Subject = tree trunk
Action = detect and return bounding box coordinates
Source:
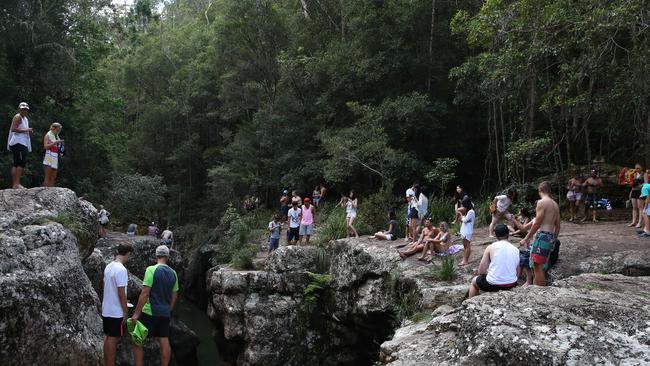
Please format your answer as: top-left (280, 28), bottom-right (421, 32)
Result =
top-left (426, 0), bottom-right (436, 92)
top-left (300, 0), bottom-right (309, 18)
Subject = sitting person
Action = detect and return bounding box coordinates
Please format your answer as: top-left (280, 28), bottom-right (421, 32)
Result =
top-left (468, 224), bottom-right (519, 298)
top-left (418, 221), bottom-right (451, 261)
top-left (370, 210), bottom-right (398, 241)
top-left (508, 207), bottom-right (532, 237)
top-left (508, 216), bottom-right (536, 285)
top-left (399, 218), bottom-right (438, 259)
top-left (126, 223), bottom-right (137, 236)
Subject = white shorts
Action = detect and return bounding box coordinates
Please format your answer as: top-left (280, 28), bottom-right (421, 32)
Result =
top-left (299, 224), bottom-right (314, 236)
top-left (566, 191), bottom-right (582, 201)
top-left (347, 213), bottom-right (357, 219)
top-left (385, 234), bottom-right (393, 241)
top-left (43, 151), bottom-right (58, 170)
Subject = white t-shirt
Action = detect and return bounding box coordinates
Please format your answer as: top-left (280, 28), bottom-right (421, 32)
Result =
top-left (418, 194), bottom-right (428, 219)
top-left (486, 240), bottom-right (520, 285)
top-left (460, 209), bottom-right (475, 241)
top-left (288, 207), bottom-right (302, 228)
top-left (495, 195), bottom-right (511, 213)
top-left (102, 261), bottom-right (128, 318)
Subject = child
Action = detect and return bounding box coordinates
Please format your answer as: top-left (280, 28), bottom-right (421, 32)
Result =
top-left (370, 210), bottom-right (398, 241)
top-left (268, 214), bottom-right (282, 252)
top-left (457, 199), bottom-right (475, 266)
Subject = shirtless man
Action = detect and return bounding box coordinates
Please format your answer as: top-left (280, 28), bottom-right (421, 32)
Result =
top-left (520, 181), bottom-right (560, 286)
top-left (399, 218), bottom-right (438, 260)
top-left (582, 169), bottom-right (604, 222)
top-left (161, 227), bottom-right (174, 248)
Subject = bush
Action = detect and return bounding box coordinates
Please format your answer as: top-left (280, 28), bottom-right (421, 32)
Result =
top-left (317, 208), bottom-right (348, 244)
top-left (210, 206), bottom-right (259, 267)
top-left (303, 272), bottom-right (332, 313)
top-left (231, 244), bottom-right (257, 270)
top-left (357, 186), bottom-right (403, 234)
top-left (426, 196), bottom-right (455, 225)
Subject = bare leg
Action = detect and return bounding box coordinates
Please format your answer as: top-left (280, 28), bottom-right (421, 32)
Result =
top-left (103, 336), bottom-right (118, 366)
top-left (132, 344), bottom-right (144, 366)
top-left (12, 166), bottom-right (25, 188)
top-left (417, 242), bottom-right (430, 260)
top-left (348, 217), bottom-right (359, 238)
top-left (51, 168), bottom-right (58, 187)
top-left (158, 337), bottom-right (172, 366)
top-left (523, 267), bottom-right (533, 286)
top-left (488, 215), bottom-right (498, 237)
top-left (533, 263), bottom-right (546, 286)
top-left (468, 276), bottom-right (479, 298)
top-left (459, 239), bottom-right (471, 266)
top-left (630, 198), bottom-right (638, 226)
top-left (305, 234), bottom-right (310, 244)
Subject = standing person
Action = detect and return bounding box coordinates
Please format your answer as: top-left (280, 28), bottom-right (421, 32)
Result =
top-left (638, 174), bottom-right (650, 237)
top-left (161, 227), bottom-right (174, 248)
top-left (418, 186), bottom-right (429, 224)
top-left (629, 164), bottom-right (644, 227)
top-left (582, 169), bottom-right (604, 222)
top-left (319, 184), bottom-right (327, 204)
top-left (148, 222), bottom-right (159, 237)
top-left (404, 183), bottom-right (416, 241)
top-left (7, 102), bottom-right (33, 189)
top-left (370, 210), bottom-right (398, 241)
top-left (566, 173), bottom-right (583, 221)
top-left (98, 205), bottom-right (111, 237)
top-left (268, 214), bottom-right (282, 252)
top-left (339, 190), bottom-right (359, 238)
top-left (42, 122), bottom-right (64, 187)
top-left (102, 243), bottom-right (134, 366)
top-left (280, 190), bottom-right (290, 221)
top-left (291, 190), bottom-right (302, 206)
top-left (468, 224), bottom-right (519, 298)
top-left (299, 198), bottom-right (316, 244)
top-left (489, 189), bottom-right (517, 237)
top-left (407, 185), bottom-right (421, 243)
top-left (312, 185), bottom-right (321, 208)
top-left (131, 245), bottom-right (179, 366)
top-left (287, 201), bottom-right (302, 245)
top-left (457, 198), bottom-right (475, 266)
top-left (452, 185), bottom-right (469, 225)
top-left (520, 181), bottom-right (560, 286)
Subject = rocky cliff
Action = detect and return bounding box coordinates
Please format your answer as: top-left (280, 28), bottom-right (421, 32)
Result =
top-left (0, 188), bottom-right (102, 366)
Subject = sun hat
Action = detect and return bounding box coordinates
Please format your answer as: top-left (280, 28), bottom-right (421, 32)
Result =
top-left (127, 318), bottom-right (148, 346)
top-left (155, 245), bottom-right (170, 257)
top-left (18, 102), bottom-right (29, 110)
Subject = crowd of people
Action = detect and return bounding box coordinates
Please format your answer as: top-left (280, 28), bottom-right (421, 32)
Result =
top-left (625, 164), bottom-right (650, 238)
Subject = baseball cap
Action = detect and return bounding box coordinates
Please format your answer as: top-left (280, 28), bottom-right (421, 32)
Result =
top-left (155, 245), bottom-right (170, 257)
top-left (303, 197), bottom-right (310, 203)
top-left (18, 102), bottom-right (29, 110)
top-left (494, 224), bottom-right (509, 238)
top-left (283, 189), bottom-right (289, 194)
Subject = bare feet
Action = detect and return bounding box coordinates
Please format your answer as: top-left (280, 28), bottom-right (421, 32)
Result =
top-left (636, 224), bottom-right (642, 228)
top-left (628, 223), bottom-right (636, 227)
top-left (399, 252), bottom-right (406, 260)
top-left (12, 184), bottom-right (26, 189)
top-left (458, 260), bottom-right (467, 266)
top-left (417, 256), bottom-right (425, 261)
top-left (581, 217), bottom-right (587, 222)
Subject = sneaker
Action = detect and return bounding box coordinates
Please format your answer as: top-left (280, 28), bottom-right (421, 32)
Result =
top-left (637, 230), bottom-right (645, 234)
top-left (639, 232), bottom-right (650, 238)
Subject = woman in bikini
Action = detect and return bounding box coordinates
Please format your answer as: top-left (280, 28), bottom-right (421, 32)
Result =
top-left (418, 221), bottom-right (451, 261)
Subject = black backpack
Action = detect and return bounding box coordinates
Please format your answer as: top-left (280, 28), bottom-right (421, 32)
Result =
top-left (549, 239), bottom-right (561, 268)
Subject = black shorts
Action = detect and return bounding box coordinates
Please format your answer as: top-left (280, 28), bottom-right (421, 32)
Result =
top-left (408, 208), bottom-right (419, 220)
top-left (476, 274), bottom-right (516, 292)
top-left (10, 144), bottom-right (28, 168)
top-left (287, 227), bottom-right (300, 242)
top-left (102, 316), bottom-right (124, 338)
top-left (584, 193), bottom-right (598, 208)
top-left (631, 189), bottom-right (642, 199)
top-left (140, 313), bottom-right (170, 338)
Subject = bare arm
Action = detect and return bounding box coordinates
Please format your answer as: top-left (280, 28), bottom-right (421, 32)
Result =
top-left (170, 292), bottom-right (178, 310)
top-left (132, 286), bottom-right (151, 320)
top-left (11, 115), bottom-right (31, 133)
top-left (477, 247), bottom-right (491, 275)
top-left (521, 203), bottom-right (545, 246)
top-left (117, 286), bottom-right (128, 322)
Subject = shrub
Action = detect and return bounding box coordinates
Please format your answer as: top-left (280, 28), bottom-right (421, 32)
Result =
top-left (303, 272), bottom-right (332, 313)
top-left (437, 255), bottom-right (457, 281)
top-left (357, 186), bottom-right (403, 234)
top-left (231, 244), bottom-right (257, 270)
top-left (316, 208), bottom-right (348, 244)
top-left (426, 196), bottom-right (455, 225)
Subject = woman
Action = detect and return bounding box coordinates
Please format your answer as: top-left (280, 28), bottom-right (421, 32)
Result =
top-left (407, 185), bottom-right (421, 242)
top-left (508, 207), bottom-right (532, 237)
top-left (488, 188), bottom-right (517, 237)
top-left (457, 198), bottom-right (475, 266)
top-left (7, 102), bottom-right (33, 189)
top-left (42, 122), bottom-right (64, 187)
top-left (418, 221), bottom-right (451, 261)
top-left (566, 173), bottom-right (583, 221)
top-left (98, 205), bottom-right (110, 237)
top-left (582, 169), bottom-right (604, 222)
top-left (629, 164), bottom-right (644, 227)
top-left (312, 185), bottom-right (322, 207)
top-left (452, 185), bottom-right (468, 225)
top-left (339, 190), bottom-right (359, 238)
top-left (371, 210), bottom-right (398, 241)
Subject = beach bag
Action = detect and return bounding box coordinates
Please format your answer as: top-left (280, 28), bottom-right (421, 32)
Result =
top-left (489, 202), bottom-right (497, 214)
top-left (549, 239), bottom-right (561, 268)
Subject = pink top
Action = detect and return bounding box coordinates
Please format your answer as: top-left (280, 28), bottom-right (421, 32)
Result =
top-left (301, 205), bottom-right (314, 225)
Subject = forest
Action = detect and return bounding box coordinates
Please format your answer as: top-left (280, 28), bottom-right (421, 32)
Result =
top-left (0, 0), bottom-right (648, 230)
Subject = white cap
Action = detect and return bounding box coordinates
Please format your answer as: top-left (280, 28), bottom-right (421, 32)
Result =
top-left (18, 102), bottom-right (29, 110)
top-left (155, 245), bottom-right (170, 257)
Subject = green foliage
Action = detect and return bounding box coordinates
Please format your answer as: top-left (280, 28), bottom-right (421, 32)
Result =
top-left (35, 213), bottom-right (96, 249)
top-left (505, 137), bottom-right (553, 183)
top-left (316, 208), bottom-right (348, 245)
top-left (426, 158), bottom-right (459, 197)
top-left (472, 197), bottom-right (494, 227)
top-left (107, 174), bottom-right (168, 223)
top-left (426, 196), bottom-right (455, 226)
top-left (357, 185), bottom-right (403, 235)
top-left (409, 312), bottom-right (434, 324)
top-left (303, 272), bottom-right (332, 313)
top-left (437, 256), bottom-right (457, 282)
top-left (210, 206), bottom-right (259, 268)
top-left (231, 244), bottom-right (258, 270)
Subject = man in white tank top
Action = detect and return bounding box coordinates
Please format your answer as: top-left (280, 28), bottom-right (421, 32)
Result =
top-left (7, 102), bottom-right (33, 189)
top-left (468, 224), bottom-right (520, 298)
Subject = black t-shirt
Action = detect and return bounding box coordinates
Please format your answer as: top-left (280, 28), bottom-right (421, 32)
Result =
top-left (388, 220), bottom-right (397, 236)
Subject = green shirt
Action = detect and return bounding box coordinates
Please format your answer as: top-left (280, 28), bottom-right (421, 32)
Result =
top-left (142, 263), bottom-right (179, 317)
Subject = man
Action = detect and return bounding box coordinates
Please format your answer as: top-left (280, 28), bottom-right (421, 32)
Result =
top-left (148, 222), bottom-right (159, 237)
top-left (468, 224), bottom-right (519, 298)
top-left (161, 226), bottom-right (174, 248)
top-left (299, 198), bottom-right (316, 244)
top-left (398, 217), bottom-right (438, 259)
top-left (287, 201), bottom-right (302, 245)
top-left (7, 102), bottom-right (33, 189)
top-left (520, 181), bottom-right (560, 286)
top-left (291, 190), bottom-right (302, 206)
top-left (102, 243), bottom-right (134, 366)
top-left (132, 245), bottom-right (179, 366)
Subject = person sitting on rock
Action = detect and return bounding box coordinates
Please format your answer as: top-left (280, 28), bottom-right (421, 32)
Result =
top-left (370, 210), bottom-right (398, 241)
top-left (509, 216), bottom-right (536, 286)
top-left (468, 224), bottom-right (519, 298)
top-left (418, 221), bottom-right (452, 261)
top-left (508, 207), bottom-right (532, 238)
top-left (399, 218), bottom-right (438, 259)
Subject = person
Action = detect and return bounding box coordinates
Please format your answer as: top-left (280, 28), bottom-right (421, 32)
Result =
top-left (370, 210), bottom-right (398, 241)
top-left (457, 198), bottom-right (475, 266)
top-left (452, 185), bottom-right (469, 225)
top-left (508, 207), bottom-right (532, 237)
top-left (629, 164), bottom-right (644, 227)
top-left (319, 184), bottom-right (327, 204)
top-left (280, 190), bottom-right (290, 221)
top-left (161, 227), bottom-right (174, 248)
top-left (102, 243), bottom-right (134, 366)
top-left (98, 205), bottom-right (111, 237)
top-left (404, 183), bottom-right (417, 241)
top-left (268, 214), bottom-right (282, 252)
top-left (312, 185), bottom-right (321, 207)
top-left (489, 189), bottom-right (517, 237)
top-left (418, 221), bottom-right (451, 261)
top-left (244, 195), bottom-right (254, 212)
top-left (638, 173), bottom-right (650, 237)
top-left (468, 224), bottom-right (519, 298)
top-left (407, 185), bottom-right (421, 242)
top-left (418, 186), bottom-right (429, 224)
top-left (299, 198), bottom-right (316, 244)
top-left (566, 173), bottom-right (583, 221)
top-left (520, 181), bottom-right (560, 286)
top-left (511, 216), bottom-right (536, 286)
top-left (7, 102), bottom-right (33, 189)
top-left (291, 190), bottom-right (302, 206)
top-left (399, 218), bottom-right (438, 259)
top-left (148, 222), bottom-right (159, 237)
top-left (131, 245), bottom-right (179, 366)
top-left (339, 190), bottom-right (359, 238)
top-left (582, 169), bottom-right (604, 222)
top-left (126, 223), bottom-right (138, 236)
top-left (42, 122), bottom-right (64, 187)
top-left (287, 201), bottom-right (302, 245)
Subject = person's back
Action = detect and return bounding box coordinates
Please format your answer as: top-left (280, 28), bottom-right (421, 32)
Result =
top-left (486, 240), bottom-right (519, 285)
top-left (538, 196), bottom-right (560, 233)
top-left (162, 229), bottom-right (173, 240)
top-left (143, 263), bottom-right (178, 317)
top-left (148, 224), bottom-right (158, 237)
top-left (127, 223), bottom-right (137, 235)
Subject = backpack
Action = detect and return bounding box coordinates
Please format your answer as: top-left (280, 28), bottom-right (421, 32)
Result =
top-left (549, 239), bottom-right (561, 268)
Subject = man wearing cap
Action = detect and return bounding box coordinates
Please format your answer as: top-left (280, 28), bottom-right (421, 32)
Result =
top-left (468, 224), bottom-right (520, 298)
top-left (299, 197), bottom-right (316, 244)
top-left (131, 245), bottom-right (179, 366)
top-left (7, 102), bottom-right (33, 189)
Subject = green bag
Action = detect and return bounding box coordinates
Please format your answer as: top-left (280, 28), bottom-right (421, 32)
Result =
top-left (127, 318), bottom-right (148, 346)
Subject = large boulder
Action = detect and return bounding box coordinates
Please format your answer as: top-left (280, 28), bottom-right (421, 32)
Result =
top-left (380, 273), bottom-right (650, 365)
top-left (0, 188), bottom-right (102, 365)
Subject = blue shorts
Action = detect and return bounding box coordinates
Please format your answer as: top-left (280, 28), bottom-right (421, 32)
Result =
top-left (646, 205), bottom-right (650, 216)
top-left (269, 237), bottom-right (280, 252)
top-left (519, 250), bottom-right (530, 268)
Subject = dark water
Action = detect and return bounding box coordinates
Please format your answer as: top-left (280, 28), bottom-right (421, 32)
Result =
top-left (176, 298), bottom-right (225, 366)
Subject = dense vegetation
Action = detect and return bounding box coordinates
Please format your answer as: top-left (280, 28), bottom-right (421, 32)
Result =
top-left (0, 0), bottom-right (647, 230)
